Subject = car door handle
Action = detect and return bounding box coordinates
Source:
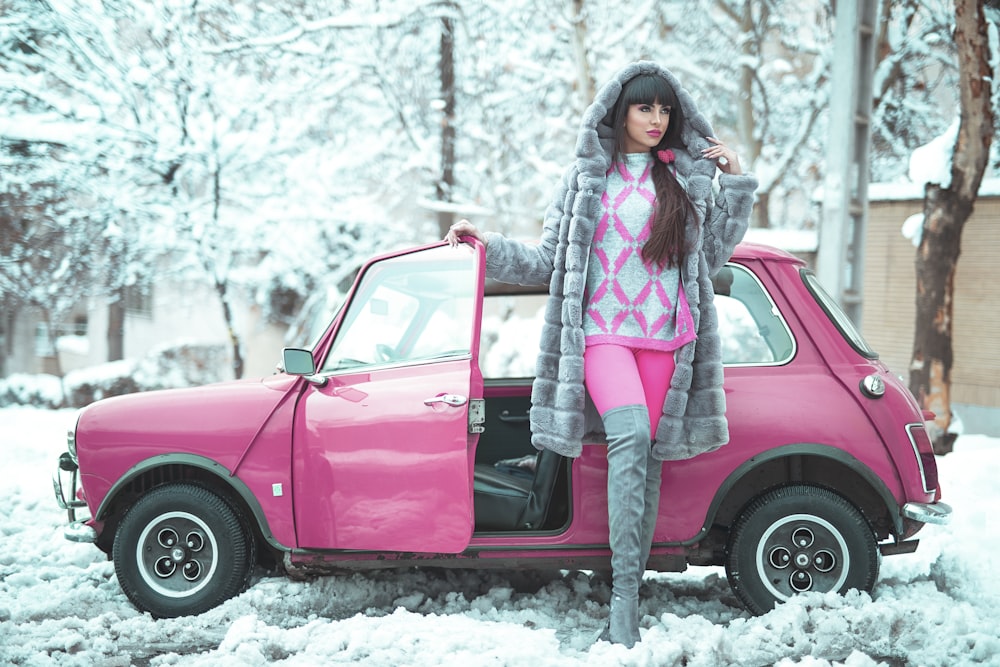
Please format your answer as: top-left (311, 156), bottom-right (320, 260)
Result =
top-left (423, 394), bottom-right (467, 407)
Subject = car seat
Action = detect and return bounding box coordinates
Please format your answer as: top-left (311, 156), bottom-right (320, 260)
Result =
top-left (473, 448), bottom-right (565, 531)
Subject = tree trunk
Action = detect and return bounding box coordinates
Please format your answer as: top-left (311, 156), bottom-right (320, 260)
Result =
top-left (571, 0), bottom-right (594, 113)
top-left (107, 295), bottom-right (124, 362)
top-left (215, 278), bottom-right (245, 380)
top-left (1, 306), bottom-right (15, 377)
top-left (908, 0), bottom-right (993, 455)
top-left (736, 3), bottom-right (763, 160)
top-left (755, 190), bottom-right (771, 229)
top-left (719, 0), bottom-right (765, 228)
top-left (208, 136), bottom-right (243, 380)
top-left (436, 16), bottom-right (456, 237)
top-left (40, 309), bottom-right (63, 378)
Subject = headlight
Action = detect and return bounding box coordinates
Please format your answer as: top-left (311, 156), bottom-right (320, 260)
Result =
top-left (67, 408), bottom-right (84, 464)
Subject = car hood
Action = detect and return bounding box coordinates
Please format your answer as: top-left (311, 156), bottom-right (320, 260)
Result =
top-left (76, 374), bottom-right (301, 473)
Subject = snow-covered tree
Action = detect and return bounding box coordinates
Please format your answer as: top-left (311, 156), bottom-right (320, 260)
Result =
top-left (688, 0), bottom-right (836, 228)
top-left (872, 0), bottom-right (964, 182)
top-left (0, 0), bottom-right (141, 375)
top-left (2, 0), bottom-right (992, 384)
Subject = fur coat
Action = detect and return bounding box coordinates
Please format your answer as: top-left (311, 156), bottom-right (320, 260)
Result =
top-left (483, 61), bottom-right (758, 461)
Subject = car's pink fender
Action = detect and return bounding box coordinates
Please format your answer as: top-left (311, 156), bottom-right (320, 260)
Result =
top-left (77, 373), bottom-right (301, 547)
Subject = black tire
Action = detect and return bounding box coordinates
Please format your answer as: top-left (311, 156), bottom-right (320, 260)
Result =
top-left (112, 483), bottom-right (256, 618)
top-left (725, 484), bottom-right (879, 615)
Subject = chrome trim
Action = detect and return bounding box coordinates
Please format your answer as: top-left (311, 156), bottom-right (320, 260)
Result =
top-left (63, 520), bottom-right (98, 543)
top-left (303, 374), bottom-right (328, 387)
top-left (423, 394), bottom-right (467, 406)
top-left (53, 452), bottom-right (93, 543)
top-left (468, 398), bottom-right (486, 434)
top-left (902, 501), bottom-right (952, 525)
top-left (801, 269), bottom-right (878, 359)
top-left (860, 374), bottom-right (885, 398)
top-left (67, 408), bottom-right (84, 464)
top-left (905, 422), bottom-right (934, 494)
top-left (52, 454), bottom-right (87, 514)
top-left (319, 352), bottom-right (474, 378)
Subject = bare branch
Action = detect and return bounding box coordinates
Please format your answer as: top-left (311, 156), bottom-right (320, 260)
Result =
top-left (205, 1), bottom-right (462, 54)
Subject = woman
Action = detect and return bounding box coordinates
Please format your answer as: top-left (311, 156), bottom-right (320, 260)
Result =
top-left (446, 61), bottom-right (757, 647)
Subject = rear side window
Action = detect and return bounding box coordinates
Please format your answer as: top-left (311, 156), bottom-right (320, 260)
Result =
top-left (715, 264), bottom-right (795, 366)
top-left (801, 270), bottom-right (878, 359)
top-left (478, 265), bottom-right (796, 376)
top-left (480, 292), bottom-right (547, 378)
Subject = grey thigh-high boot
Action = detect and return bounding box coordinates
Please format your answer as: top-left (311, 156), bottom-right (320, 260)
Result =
top-left (639, 449), bottom-right (663, 569)
top-left (602, 404), bottom-right (651, 648)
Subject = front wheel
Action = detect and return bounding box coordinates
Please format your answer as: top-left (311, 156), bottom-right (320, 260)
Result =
top-left (725, 485), bottom-right (879, 615)
top-left (113, 483), bottom-right (256, 618)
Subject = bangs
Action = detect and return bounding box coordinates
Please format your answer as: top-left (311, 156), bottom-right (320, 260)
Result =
top-left (619, 74), bottom-right (678, 109)
top-left (607, 71), bottom-right (686, 159)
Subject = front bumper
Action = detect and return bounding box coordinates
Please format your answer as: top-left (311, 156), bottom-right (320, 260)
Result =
top-left (902, 500), bottom-right (952, 525)
top-left (52, 452), bottom-right (97, 543)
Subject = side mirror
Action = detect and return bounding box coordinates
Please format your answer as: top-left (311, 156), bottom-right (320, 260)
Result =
top-left (282, 348), bottom-right (317, 376)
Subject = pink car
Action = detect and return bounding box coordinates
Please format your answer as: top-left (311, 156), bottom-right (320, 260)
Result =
top-left (54, 240), bottom-right (951, 618)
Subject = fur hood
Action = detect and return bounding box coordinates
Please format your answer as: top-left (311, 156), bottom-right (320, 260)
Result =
top-left (483, 61), bottom-right (758, 460)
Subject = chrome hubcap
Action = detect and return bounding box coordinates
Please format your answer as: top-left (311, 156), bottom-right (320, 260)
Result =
top-left (136, 512), bottom-right (219, 598)
top-left (756, 514), bottom-right (850, 601)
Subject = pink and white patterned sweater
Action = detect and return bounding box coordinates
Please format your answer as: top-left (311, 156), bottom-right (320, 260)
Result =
top-left (583, 153), bottom-right (696, 352)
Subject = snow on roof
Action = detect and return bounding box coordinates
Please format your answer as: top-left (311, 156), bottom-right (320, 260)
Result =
top-left (870, 178), bottom-right (1000, 201)
top-left (742, 227), bottom-right (818, 253)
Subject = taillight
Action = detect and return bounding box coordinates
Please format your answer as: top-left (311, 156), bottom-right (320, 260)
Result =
top-left (906, 423), bottom-right (939, 493)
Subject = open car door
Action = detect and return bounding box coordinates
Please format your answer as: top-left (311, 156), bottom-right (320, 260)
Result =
top-left (292, 242), bottom-right (485, 552)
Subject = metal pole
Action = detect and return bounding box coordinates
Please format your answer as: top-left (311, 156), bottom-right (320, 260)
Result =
top-left (817, 0), bottom-right (878, 328)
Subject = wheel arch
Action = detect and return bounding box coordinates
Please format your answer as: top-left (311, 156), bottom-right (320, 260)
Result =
top-left (706, 444), bottom-right (902, 544)
top-left (95, 454), bottom-right (285, 556)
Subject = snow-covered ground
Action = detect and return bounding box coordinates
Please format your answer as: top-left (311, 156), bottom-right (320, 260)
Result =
top-left (1, 406), bottom-right (996, 667)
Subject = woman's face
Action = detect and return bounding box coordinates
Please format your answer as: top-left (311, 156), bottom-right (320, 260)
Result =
top-left (622, 99), bottom-right (671, 154)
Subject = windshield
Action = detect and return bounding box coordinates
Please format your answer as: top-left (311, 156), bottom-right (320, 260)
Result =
top-left (801, 269), bottom-right (878, 359)
top-left (320, 244), bottom-right (478, 373)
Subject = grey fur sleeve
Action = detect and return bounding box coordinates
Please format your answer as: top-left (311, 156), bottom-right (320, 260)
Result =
top-left (704, 172), bottom-right (758, 274)
top-left (483, 168), bottom-right (574, 286)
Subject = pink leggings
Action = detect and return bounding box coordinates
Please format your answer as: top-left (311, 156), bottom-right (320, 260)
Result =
top-left (584, 344), bottom-right (677, 434)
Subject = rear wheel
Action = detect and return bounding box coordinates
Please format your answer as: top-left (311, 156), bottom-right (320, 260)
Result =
top-left (725, 485), bottom-right (879, 615)
top-left (113, 483), bottom-right (256, 618)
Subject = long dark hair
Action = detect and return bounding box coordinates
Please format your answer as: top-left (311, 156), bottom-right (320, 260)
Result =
top-left (610, 74), bottom-right (695, 269)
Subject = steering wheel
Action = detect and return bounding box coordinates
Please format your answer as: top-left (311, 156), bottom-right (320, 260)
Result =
top-left (375, 343), bottom-right (397, 363)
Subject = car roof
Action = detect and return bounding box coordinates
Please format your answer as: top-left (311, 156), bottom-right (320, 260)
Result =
top-left (730, 241), bottom-right (806, 266)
